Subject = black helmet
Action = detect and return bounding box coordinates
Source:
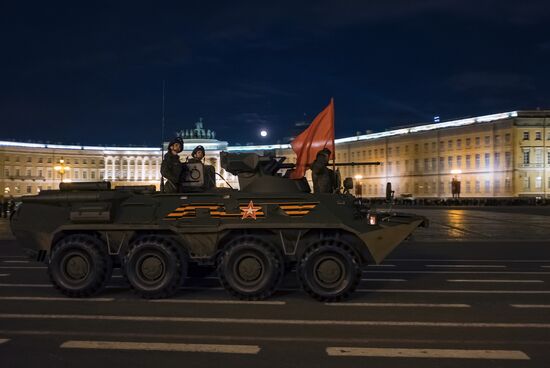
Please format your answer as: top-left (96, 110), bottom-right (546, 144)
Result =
top-left (168, 137), bottom-right (184, 152)
top-left (192, 145), bottom-right (205, 157)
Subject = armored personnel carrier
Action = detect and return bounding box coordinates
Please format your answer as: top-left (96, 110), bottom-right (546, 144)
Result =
top-left (10, 151), bottom-right (427, 301)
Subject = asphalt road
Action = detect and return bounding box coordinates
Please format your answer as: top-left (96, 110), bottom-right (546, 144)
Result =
top-left (1, 209), bottom-right (550, 368)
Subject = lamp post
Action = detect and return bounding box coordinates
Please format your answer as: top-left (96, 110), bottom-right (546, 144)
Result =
top-left (54, 158), bottom-right (71, 185)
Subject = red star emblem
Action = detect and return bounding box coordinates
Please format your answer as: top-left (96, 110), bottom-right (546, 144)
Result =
top-left (241, 200), bottom-right (260, 220)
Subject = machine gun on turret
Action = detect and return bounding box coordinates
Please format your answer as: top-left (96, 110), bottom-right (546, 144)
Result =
top-left (220, 151), bottom-right (381, 194)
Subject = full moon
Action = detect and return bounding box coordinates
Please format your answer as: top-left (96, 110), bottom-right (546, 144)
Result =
top-left (260, 130), bottom-right (268, 137)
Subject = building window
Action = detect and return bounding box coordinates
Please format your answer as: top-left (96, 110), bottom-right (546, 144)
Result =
top-left (439, 141), bottom-right (444, 151)
top-left (494, 179), bottom-right (500, 193)
top-left (484, 153), bottom-right (490, 168)
top-left (26, 186), bottom-right (32, 194)
top-left (395, 147), bottom-right (400, 156)
top-left (475, 154), bottom-right (480, 169)
top-left (423, 143), bottom-right (428, 153)
top-left (494, 135), bottom-right (500, 145)
top-left (83, 171), bottom-right (87, 179)
top-left (414, 159), bottom-right (419, 172)
top-left (374, 149), bottom-right (378, 157)
top-left (447, 156), bottom-right (452, 170)
top-left (447, 140), bottom-right (452, 150)
top-left (465, 181), bottom-right (471, 193)
top-left (395, 161), bottom-right (400, 173)
top-left (484, 180), bottom-right (490, 193)
top-left (484, 136), bottom-right (490, 145)
top-left (475, 137), bottom-right (480, 146)
top-left (91, 171), bottom-right (96, 179)
top-left (456, 139), bottom-right (462, 149)
top-left (423, 159), bottom-right (429, 172)
top-left (380, 148), bottom-right (384, 156)
top-left (47, 170), bottom-right (52, 179)
top-left (27, 157), bottom-right (32, 163)
top-left (47, 158), bottom-right (52, 163)
top-left (26, 169), bottom-right (31, 177)
top-left (505, 178), bottom-right (511, 191)
top-left (431, 142), bottom-right (436, 152)
top-left (74, 159), bottom-right (79, 164)
top-left (505, 133), bottom-right (511, 143)
top-left (439, 157), bottom-right (444, 170)
top-left (494, 152), bottom-right (500, 169)
top-left (431, 158), bottom-right (436, 171)
top-left (505, 152), bottom-right (512, 168)
top-left (535, 149), bottom-right (543, 164)
top-left (83, 159), bottom-right (87, 164)
top-left (536, 176), bottom-right (542, 189)
top-left (523, 131), bottom-right (530, 140)
top-left (535, 132), bottom-right (542, 140)
top-left (388, 162), bottom-right (392, 175)
top-left (414, 144), bottom-right (418, 153)
top-left (456, 155), bottom-right (462, 168)
top-left (38, 169), bottom-right (43, 177)
top-left (74, 171), bottom-right (79, 179)
top-left (466, 138), bottom-right (471, 147)
top-left (4, 168), bottom-right (9, 177)
top-left (523, 177), bottom-right (530, 190)
top-left (15, 157), bottom-right (20, 162)
top-left (466, 155), bottom-right (471, 169)
top-left (405, 145), bottom-right (409, 154)
top-left (548, 151), bottom-right (550, 165)
top-left (475, 181), bottom-right (480, 193)
top-left (38, 157), bottom-right (43, 163)
top-left (523, 150), bottom-right (530, 165)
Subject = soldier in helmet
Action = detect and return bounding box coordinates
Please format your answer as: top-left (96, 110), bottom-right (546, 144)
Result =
top-left (310, 148), bottom-right (336, 193)
top-left (161, 137), bottom-right (184, 193)
top-left (187, 145), bottom-right (216, 189)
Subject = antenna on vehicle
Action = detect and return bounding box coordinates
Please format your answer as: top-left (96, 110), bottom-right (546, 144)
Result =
top-left (160, 80), bottom-right (166, 192)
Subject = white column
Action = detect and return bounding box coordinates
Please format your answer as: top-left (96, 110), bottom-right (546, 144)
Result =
top-left (124, 157), bottom-right (128, 180)
top-left (142, 158), bottom-right (146, 181)
top-left (134, 157), bottom-right (139, 181)
top-left (111, 157), bottom-right (115, 180)
top-left (104, 156), bottom-right (109, 180)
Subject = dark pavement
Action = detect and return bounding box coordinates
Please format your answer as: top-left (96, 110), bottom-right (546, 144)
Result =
top-left (1, 209), bottom-right (550, 367)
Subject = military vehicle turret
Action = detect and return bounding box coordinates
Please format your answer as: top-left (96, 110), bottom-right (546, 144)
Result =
top-left (10, 151), bottom-right (427, 301)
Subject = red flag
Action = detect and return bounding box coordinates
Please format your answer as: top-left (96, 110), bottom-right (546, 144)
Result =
top-left (290, 98), bottom-right (335, 179)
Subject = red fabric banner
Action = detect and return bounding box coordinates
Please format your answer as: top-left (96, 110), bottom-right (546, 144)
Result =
top-left (290, 98), bottom-right (335, 179)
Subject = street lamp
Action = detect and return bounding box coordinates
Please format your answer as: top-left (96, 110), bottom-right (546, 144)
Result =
top-left (54, 159), bottom-right (71, 184)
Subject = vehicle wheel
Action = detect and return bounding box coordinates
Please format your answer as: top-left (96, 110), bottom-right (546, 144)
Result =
top-left (218, 237), bottom-right (284, 300)
top-left (124, 235), bottom-right (188, 299)
top-left (297, 239), bottom-right (361, 302)
top-left (48, 234), bottom-right (113, 297)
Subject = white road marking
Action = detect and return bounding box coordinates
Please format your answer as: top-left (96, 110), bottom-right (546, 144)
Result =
top-left (0, 283), bottom-right (52, 287)
top-left (2, 313), bottom-right (550, 329)
top-left (326, 347), bottom-right (529, 360)
top-left (150, 299), bottom-right (285, 305)
top-left (361, 278), bottom-right (406, 282)
top-left (426, 265), bottom-right (507, 268)
top-left (388, 258), bottom-right (550, 263)
top-left (510, 304), bottom-right (550, 309)
top-left (60, 340), bottom-right (260, 354)
top-left (367, 264), bottom-right (396, 267)
top-left (0, 296), bottom-right (114, 302)
top-left (356, 288), bottom-right (550, 294)
top-left (364, 270), bottom-right (550, 275)
top-left (325, 303), bottom-right (470, 308)
top-left (447, 279), bottom-right (544, 283)
top-left (3, 260), bottom-right (29, 264)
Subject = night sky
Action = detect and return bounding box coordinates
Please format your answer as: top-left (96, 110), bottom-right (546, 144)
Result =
top-left (1, 1), bottom-right (549, 147)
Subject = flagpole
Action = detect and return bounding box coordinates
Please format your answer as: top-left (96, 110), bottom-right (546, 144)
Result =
top-left (331, 98), bottom-right (336, 173)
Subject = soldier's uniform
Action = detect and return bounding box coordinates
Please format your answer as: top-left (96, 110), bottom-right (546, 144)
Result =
top-left (311, 148), bottom-right (336, 193)
top-left (187, 145), bottom-right (216, 190)
top-left (161, 137), bottom-right (184, 193)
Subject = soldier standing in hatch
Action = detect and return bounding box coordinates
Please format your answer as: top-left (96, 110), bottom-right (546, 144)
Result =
top-left (187, 145), bottom-right (216, 189)
top-left (310, 148), bottom-right (336, 194)
top-left (161, 137), bottom-right (184, 193)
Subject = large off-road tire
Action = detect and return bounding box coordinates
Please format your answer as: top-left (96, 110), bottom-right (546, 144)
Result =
top-left (48, 234), bottom-right (113, 297)
top-left (218, 237), bottom-right (284, 300)
top-left (123, 235), bottom-right (188, 299)
top-left (297, 239), bottom-right (361, 302)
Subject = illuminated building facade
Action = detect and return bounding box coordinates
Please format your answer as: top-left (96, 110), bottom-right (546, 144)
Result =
top-left (1, 111), bottom-right (550, 198)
